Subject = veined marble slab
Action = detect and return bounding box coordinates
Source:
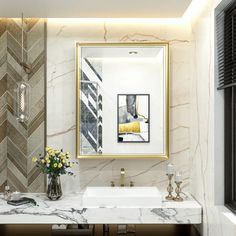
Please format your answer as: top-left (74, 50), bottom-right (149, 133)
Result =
top-left (0, 192), bottom-right (202, 224)
top-left (47, 19), bottom-right (193, 194)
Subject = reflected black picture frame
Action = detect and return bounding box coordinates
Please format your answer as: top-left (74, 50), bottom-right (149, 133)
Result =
top-left (117, 94), bottom-right (150, 143)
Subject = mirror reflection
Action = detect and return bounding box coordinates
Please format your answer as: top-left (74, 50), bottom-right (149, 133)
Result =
top-left (77, 43), bottom-right (169, 158)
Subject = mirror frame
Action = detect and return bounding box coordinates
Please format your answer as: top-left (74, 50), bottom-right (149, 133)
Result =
top-left (76, 42), bottom-right (169, 159)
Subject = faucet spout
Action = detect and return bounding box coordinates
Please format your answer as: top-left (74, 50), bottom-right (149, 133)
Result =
top-left (120, 168), bottom-right (125, 187)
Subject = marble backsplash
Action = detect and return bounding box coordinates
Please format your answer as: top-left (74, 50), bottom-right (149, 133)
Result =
top-left (47, 19), bottom-right (193, 193)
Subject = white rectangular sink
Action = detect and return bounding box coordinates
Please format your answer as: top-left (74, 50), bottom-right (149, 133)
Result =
top-left (82, 187), bottom-right (162, 207)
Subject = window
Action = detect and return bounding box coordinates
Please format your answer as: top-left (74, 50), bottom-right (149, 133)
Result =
top-left (216, 1), bottom-right (236, 213)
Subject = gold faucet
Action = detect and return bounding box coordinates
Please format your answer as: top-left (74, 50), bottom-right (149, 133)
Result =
top-left (120, 168), bottom-right (125, 187)
top-left (110, 168), bottom-right (134, 187)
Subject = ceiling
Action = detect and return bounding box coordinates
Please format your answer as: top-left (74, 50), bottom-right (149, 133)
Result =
top-left (0, 0), bottom-right (192, 18)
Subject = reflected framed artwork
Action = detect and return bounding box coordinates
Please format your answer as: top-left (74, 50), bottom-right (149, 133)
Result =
top-left (117, 94), bottom-right (150, 143)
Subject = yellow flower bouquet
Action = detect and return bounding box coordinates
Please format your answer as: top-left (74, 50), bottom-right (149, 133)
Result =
top-left (32, 147), bottom-right (74, 200)
top-left (32, 147), bottom-right (74, 177)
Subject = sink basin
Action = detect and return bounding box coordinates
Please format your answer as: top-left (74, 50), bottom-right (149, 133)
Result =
top-left (82, 187), bottom-right (162, 207)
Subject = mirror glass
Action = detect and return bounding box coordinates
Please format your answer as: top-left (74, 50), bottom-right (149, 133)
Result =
top-left (76, 43), bottom-right (169, 159)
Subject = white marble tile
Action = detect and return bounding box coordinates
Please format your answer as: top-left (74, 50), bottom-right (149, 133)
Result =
top-left (189, 0), bottom-right (236, 236)
top-left (47, 20), bottom-right (193, 195)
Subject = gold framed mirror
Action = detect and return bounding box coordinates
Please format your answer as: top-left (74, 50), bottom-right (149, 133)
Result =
top-left (76, 42), bottom-right (169, 159)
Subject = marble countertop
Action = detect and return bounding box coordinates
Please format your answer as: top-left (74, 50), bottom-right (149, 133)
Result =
top-left (0, 192), bottom-right (202, 224)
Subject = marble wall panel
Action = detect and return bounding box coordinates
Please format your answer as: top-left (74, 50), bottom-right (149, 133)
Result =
top-left (47, 19), bottom-right (193, 193)
top-left (190, 0), bottom-right (236, 235)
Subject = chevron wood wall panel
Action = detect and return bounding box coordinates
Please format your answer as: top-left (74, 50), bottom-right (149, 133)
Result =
top-left (0, 19), bottom-right (8, 191)
top-left (0, 18), bottom-right (46, 192)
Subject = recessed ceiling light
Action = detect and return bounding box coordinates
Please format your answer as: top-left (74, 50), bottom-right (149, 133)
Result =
top-left (129, 51), bottom-right (138, 55)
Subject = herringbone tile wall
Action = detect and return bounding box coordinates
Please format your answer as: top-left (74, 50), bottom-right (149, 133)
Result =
top-left (0, 18), bottom-right (46, 192)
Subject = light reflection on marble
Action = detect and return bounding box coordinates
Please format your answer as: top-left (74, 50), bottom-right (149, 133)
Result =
top-left (46, 19), bottom-right (193, 194)
top-left (189, 0), bottom-right (236, 236)
top-left (0, 193), bottom-right (201, 224)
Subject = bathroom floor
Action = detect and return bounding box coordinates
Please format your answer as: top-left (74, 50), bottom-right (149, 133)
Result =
top-left (0, 224), bottom-right (201, 236)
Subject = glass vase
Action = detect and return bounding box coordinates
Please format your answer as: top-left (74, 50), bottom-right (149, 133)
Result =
top-left (47, 174), bottom-right (62, 200)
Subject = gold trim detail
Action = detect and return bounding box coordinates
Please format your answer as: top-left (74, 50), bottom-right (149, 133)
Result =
top-left (76, 42), bottom-right (169, 159)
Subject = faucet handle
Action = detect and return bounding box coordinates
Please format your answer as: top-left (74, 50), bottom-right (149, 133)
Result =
top-left (110, 181), bottom-right (115, 187)
top-left (130, 181), bottom-right (134, 187)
